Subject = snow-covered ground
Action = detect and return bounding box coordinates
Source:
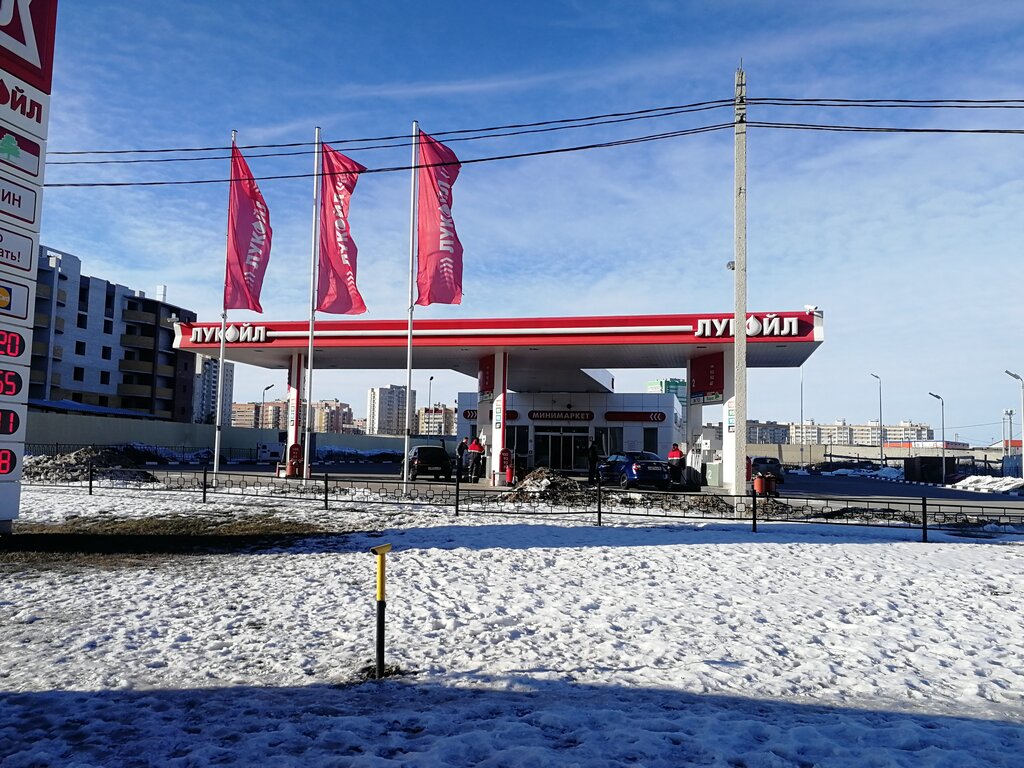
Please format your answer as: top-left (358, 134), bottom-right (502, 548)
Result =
top-left (2, 486), bottom-right (1023, 766)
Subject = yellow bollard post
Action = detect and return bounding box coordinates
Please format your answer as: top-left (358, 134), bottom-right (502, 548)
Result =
top-left (369, 543), bottom-right (392, 679)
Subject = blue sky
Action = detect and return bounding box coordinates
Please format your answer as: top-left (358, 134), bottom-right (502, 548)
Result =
top-left (40, 1), bottom-right (1024, 445)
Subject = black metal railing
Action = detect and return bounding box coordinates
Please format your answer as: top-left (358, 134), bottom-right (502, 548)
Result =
top-left (19, 465), bottom-right (1024, 541)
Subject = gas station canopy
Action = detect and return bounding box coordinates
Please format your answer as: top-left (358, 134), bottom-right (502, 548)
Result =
top-left (175, 310), bottom-right (823, 392)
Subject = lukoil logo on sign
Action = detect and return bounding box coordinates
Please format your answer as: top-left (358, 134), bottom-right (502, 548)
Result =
top-left (0, 0), bottom-right (58, 94)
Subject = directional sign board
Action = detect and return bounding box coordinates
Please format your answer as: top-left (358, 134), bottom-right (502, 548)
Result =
top-left (0, 270), bottom-right (35, 327)
top-left (0, 222), bottom-right (36, 274)
top-left (0, 0), bottom-right (57, 529)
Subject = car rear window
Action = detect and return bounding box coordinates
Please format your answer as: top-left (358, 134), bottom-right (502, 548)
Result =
top-left (416, 447), bottom-right (449, 460)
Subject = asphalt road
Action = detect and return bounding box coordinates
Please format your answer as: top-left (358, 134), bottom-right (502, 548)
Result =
top-left (168, 462), bottom-right (1023, 508)
top-left (776, 473), bottom-right (1024, 506)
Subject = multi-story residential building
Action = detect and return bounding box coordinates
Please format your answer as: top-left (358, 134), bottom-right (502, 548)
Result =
top-left (417, 404), bottom-right (456, 436)
top-left (230, 402), bottom-right (259, 429)
top-left (259, 399), bottom-right (288, 430)
top-left (699, 419), bottom-right (935, 447)
top-left (192, 355), bottom-right (234, 425)
top-left (313, 399), bottom-right (353, 433)
top-left (230, 399), bottom-right (289, 431)
top-left (31, 247), bottom-right (198, 421)
top-left (790, 419), bottom-right (932, 446)
top-left (748, 420), bottom-right (790, 444)
top-left (647, 378), bottom-right (687, 405)
top-left (366, 385), bottom-right (414, 435)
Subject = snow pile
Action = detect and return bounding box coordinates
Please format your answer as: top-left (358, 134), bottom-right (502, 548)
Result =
top-left (951, 475), bottom-right (1024, 494)
top-left (821, 466), bottom-right (905, 480)
top-left (875, 466), bottom-right (905, 480)
top-left (504, 466), bottom-right (597, 505)
top-left (22, 446), bottom-right (159, 484)
top-left (2, 487), bottom-right (1023, 766)
top-left (317, 446), bottom-right (402, 463)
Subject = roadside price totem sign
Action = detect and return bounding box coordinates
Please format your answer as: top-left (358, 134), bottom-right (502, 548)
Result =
top-left (0, 0), bottom-right (58, 529)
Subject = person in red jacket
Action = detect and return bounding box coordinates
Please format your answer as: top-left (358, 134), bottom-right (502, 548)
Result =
top-left (467, 437), bottom-right (485, 482)
top-left (667, 443), bottom-right (684, 486)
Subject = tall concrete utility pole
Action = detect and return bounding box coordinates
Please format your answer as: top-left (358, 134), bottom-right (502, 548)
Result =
top-left (731, 66), bottom-right (748, 495)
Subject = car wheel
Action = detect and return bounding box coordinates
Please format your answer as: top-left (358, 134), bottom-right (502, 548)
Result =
top-left (619, 474), bottom-right (633, 490)
top-left (445, 473), bottom-right (452, 482)
top-left (433, 474), bottom-right (440, 481)
top-left (409, 472), bottom-right (417, 481)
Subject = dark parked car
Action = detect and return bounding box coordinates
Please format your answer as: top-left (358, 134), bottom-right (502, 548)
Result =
top-left (598, 451), bottom-right (672, 490)
top-left (750, 456), bottom-right (785, 484)
top-left (407, 445), bottom-right (453, 481)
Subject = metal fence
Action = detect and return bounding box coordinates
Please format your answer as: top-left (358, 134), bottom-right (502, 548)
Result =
top-left (24, 442), bottom-right (407, 465)
top-left (20, 465), bottom-right (1024, 540)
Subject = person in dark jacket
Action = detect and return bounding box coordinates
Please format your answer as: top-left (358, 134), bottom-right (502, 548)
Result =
top-left (588, 439), bottom-right (601, 484)
top-left (456, 438), bottom-right (468, 481)
top-left (667, 443), bottom-right (684, 486)
top-left (467, 437), bottom-right (484, 482)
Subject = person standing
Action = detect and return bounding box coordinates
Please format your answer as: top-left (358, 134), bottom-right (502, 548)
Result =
top-left (667, 442), bottom-right (683, 486)
top-left (456, 437), bottom-right (468, 481)
top-left (588, 438), bottom-right (601, 484)
top-left (467, 436), bottom-right (484, 482)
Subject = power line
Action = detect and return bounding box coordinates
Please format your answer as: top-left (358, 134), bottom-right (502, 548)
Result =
top-left (751, 97), bottom-right (1024, 109)
top-left (45, 115), bottom-right (1024, 189)
top-left (47, 99), bottom-right (734, 157)
top-left (749, 120), bottom-right (1024, 135)
top-left (45, 97), bottom-right (1024, 159)
top-left (46, 102), bottom-right (733, 166)
top-left (44, 122), bottom-right (735, 188)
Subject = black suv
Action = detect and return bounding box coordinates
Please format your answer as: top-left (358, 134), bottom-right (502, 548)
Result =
top-left (407, 445), bottom-right (454, 481)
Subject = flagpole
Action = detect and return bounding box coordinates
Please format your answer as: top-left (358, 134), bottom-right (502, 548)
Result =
top-left (303, 126), bottom-right (322, 481)
top-left (403, 121), bottom-right (420, 483)
top-left (213, 129), bottom-right (237, 476)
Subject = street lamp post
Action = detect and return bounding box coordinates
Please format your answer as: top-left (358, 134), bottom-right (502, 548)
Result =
top-left (928, 392), bottom-right (945, 484)
top-left (1006, 370), bottom-right (1024, 478)
top-left (870, 374), bottom-right (883, 468)
top-left (261, 384), bottom-right (274, 429)
top-left (427, 375), bottom-right (434, 435)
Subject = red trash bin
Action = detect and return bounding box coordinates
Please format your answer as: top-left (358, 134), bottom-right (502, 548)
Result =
top-left (753, 474), bottom-right (766, 496)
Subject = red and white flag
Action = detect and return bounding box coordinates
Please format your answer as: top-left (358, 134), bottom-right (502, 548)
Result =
top-left (416, 132), bottom-right (463, 306)
top-left (224, 144), bottom-right (273, 312)
top-left (317, 144), bottom-right (367, 314)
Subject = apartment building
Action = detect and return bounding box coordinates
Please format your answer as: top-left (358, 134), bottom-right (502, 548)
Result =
top-left (417, 404), bottom-right (456, 436)
top-left (366, 385), bottom-right (414, 435)
top-left (192, 355), bottom-right (234, 425)
top-left (313, 399), bottom-right (353, 433)
top-left (646, 378), bottom-right (687, 405)
top-left (31, 247), bottom-right (198, 421)
top-left (791, 419), bottom-right (933, 446)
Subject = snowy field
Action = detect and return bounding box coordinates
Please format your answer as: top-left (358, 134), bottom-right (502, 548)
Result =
top-left (2, 486), bottom-right (1023, 766)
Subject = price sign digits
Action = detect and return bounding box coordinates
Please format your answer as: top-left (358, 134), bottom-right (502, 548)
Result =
top-left (0, 408), bottom-right (18, 435)
top-left (0, 447), bottom-right (18, 475)
top-left (0, 369), bottom-right (22, 397)
top-left (0, 330), bottom-right (24, 358)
